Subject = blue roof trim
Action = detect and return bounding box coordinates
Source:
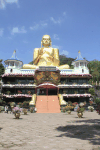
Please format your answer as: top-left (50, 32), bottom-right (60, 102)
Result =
top-left (9, 50), bottom-right (20, 61)
top-left (10, 58), bottom-right (19, 60)
top-left (75, 58), bottom-right (84, 61)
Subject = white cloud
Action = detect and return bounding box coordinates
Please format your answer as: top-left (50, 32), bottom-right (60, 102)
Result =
top-left (0, 0), bottom-right (18, 9)
top-left (63, 12), bottom-right (66, 16)
top-left (61, 50), bottom-right (69, 56)
top-left (50, 17), bottom-right (62, 24)
top-left (0, 28), bottom-right (4, 37)
top-left (6, 0), bottom-right (18, 3)
top-left (52, 45), bottom-right (60, 49)
top-left (53, 34), bottom-right (59, 40)
top-left (0, 0), bottom-right (5, 9)
top-left (30, 21), bottom-right (48, 31)
top-left (11, 26), bottom-right (27, 35)
top-left (30, 24), bottom-right (39, 30)
top-left (41, 23), bottom-right (48, 27)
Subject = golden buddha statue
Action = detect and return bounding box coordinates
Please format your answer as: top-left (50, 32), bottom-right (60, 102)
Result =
top-left (23, 35), bottom-right (70, 69)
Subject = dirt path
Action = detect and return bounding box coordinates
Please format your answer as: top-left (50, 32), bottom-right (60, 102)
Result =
top-left (0, 111), bottom-right (100, 150)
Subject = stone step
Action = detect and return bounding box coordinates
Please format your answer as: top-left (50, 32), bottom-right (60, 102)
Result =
top-left (36, 96), bottom-right (60, 113)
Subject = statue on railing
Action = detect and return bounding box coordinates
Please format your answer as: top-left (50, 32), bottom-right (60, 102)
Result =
top-left (23, 35), bottom-right (70, 69)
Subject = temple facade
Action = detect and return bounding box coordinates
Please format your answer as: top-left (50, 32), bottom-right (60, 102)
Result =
top-left (1, 35), bottom-right (93, 113)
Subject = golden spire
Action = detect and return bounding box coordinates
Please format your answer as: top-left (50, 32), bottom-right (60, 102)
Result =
top-left (78, 50), bottom-right (80, 53)
top-left (14, 50), bottom-right (16, 53)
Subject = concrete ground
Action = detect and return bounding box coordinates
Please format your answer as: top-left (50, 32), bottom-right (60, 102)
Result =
top-left (0, 110), bottom-right (100, 150)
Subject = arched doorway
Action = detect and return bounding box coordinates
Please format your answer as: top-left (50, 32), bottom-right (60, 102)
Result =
top-left (36, 82), bottom-right (58, 95)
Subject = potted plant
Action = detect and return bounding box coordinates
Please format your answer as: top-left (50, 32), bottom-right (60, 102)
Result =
top-left (18, 102), bottom-right (23, 108)
top-left (96, 105), bottom-right (100, 115)
top-left (74, 91), bottom-right (78, 94)
top-left (77, 106), bottom-right (85, 118)
top-left (27, 91), bottom-right (31, 95)
top-left (62, 107), bottom-right (66, 113)
top-left (23, 101), bottom-right (29, 108)
top-left (83, 83), bottom-right (86, 85)
top-left (63, 81), bottom-right (66, 84)
top-left (6, 91), bottom-right (11, 95)
top-left (68, 101), bottom-right (73, 108)
top-left (88, 106), bottom-right (94, 112)
top-left (18, 90), bottom-right (22, 94)
top-left (30, 107), bottom-right (34, 113)
top-left (13, 107), bottom-right (22, 119)
top-left (95, 98), bottom-right (100, 115)
top-left (63, 90), bottom-right (67, 94)
top-left (7, 81), bottom-right (10, 84)
top-left (23, 108), bottom-right (27, 115)
top-left (72, 102), bottom-right (78, 108)
top-left (89, 100), bottom-right (93, 106)
top-left (73, 82), bottom-right (77, 85)
top-left (10, 102), bottom-right (15, 107)
top-left (10, 102), bottom-right (15, 111)
top-left (65, 105), bottom-right (72, 114)
top-left (83, 101), bottom-right (86, 106)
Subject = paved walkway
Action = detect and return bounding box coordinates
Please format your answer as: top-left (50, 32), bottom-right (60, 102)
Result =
top-left (0, 111), bottom-right (100, 150)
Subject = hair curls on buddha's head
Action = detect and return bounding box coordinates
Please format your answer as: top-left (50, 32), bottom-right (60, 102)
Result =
top-left (41, 35), bottom-right (52, 47)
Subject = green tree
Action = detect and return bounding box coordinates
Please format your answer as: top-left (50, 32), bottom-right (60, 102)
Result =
top-left (0, 63), bottom-right (5, 80)
top-left (88, 88), bottom-right (95, 96)
top-left (29, 61), bottom-right (33, 64)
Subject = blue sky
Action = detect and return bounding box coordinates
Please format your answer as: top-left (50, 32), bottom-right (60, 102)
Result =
top-left (0, 0), bottom-right (100, 66)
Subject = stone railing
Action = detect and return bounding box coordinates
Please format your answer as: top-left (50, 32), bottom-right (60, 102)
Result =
top-left (2, 84), bottom-right (36, 88)
top-left (58, 84), bottom-right (93, 88)
top-left (62, 93), bottom-right (91, 98)
top-left (3, 94), bottom-right (32, 98)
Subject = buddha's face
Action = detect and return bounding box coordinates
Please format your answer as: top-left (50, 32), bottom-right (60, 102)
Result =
top-left (42, 35), bottom-right (51, 47)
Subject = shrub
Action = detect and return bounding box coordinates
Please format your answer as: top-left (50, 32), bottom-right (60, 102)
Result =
top-left (13, 107), bottom-right (22, 114)
top-left (77, 107), bottom-right (85, 113)
top-left (18, 102), bottom-right (23, 108)
top-left (88, 88), bottom-right (95, 96)
top-left (10, 102), bottom-right (15, 107)
top-left (94, 98), bottom-right (100, 105)
top-left (30, 107), bottom-right (34, 113)
top-left (68, 101), bottom-right (72, 106)
top-left (23, 101), bottom-right (29, 107)
top-left (18, 90), bottom-right (22, 94)
top-left (27, 91), bottom-right (31, 95)
top-left (6, 91), bottom-right (10, 95)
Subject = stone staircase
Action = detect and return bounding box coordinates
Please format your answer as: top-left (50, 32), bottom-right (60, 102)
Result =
top-left (36, 96), bottom-right (61, 113)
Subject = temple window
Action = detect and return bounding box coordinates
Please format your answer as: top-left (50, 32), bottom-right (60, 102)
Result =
top-left (15, 62), bottom-right (18, 67)
top-left (82, 69), bottom-right (84, 73)
top-left (76, 62), bottom-right (79, 67)
top-left (80, 62), bottom-right (83, 66)
top-left (79, 89), bottom-right (85, 94)
top-left (11, 62), bottom-right (14, 66)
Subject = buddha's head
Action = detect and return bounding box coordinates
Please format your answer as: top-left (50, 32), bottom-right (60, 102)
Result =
top-left (41, 35), bottom-right (52, 47)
